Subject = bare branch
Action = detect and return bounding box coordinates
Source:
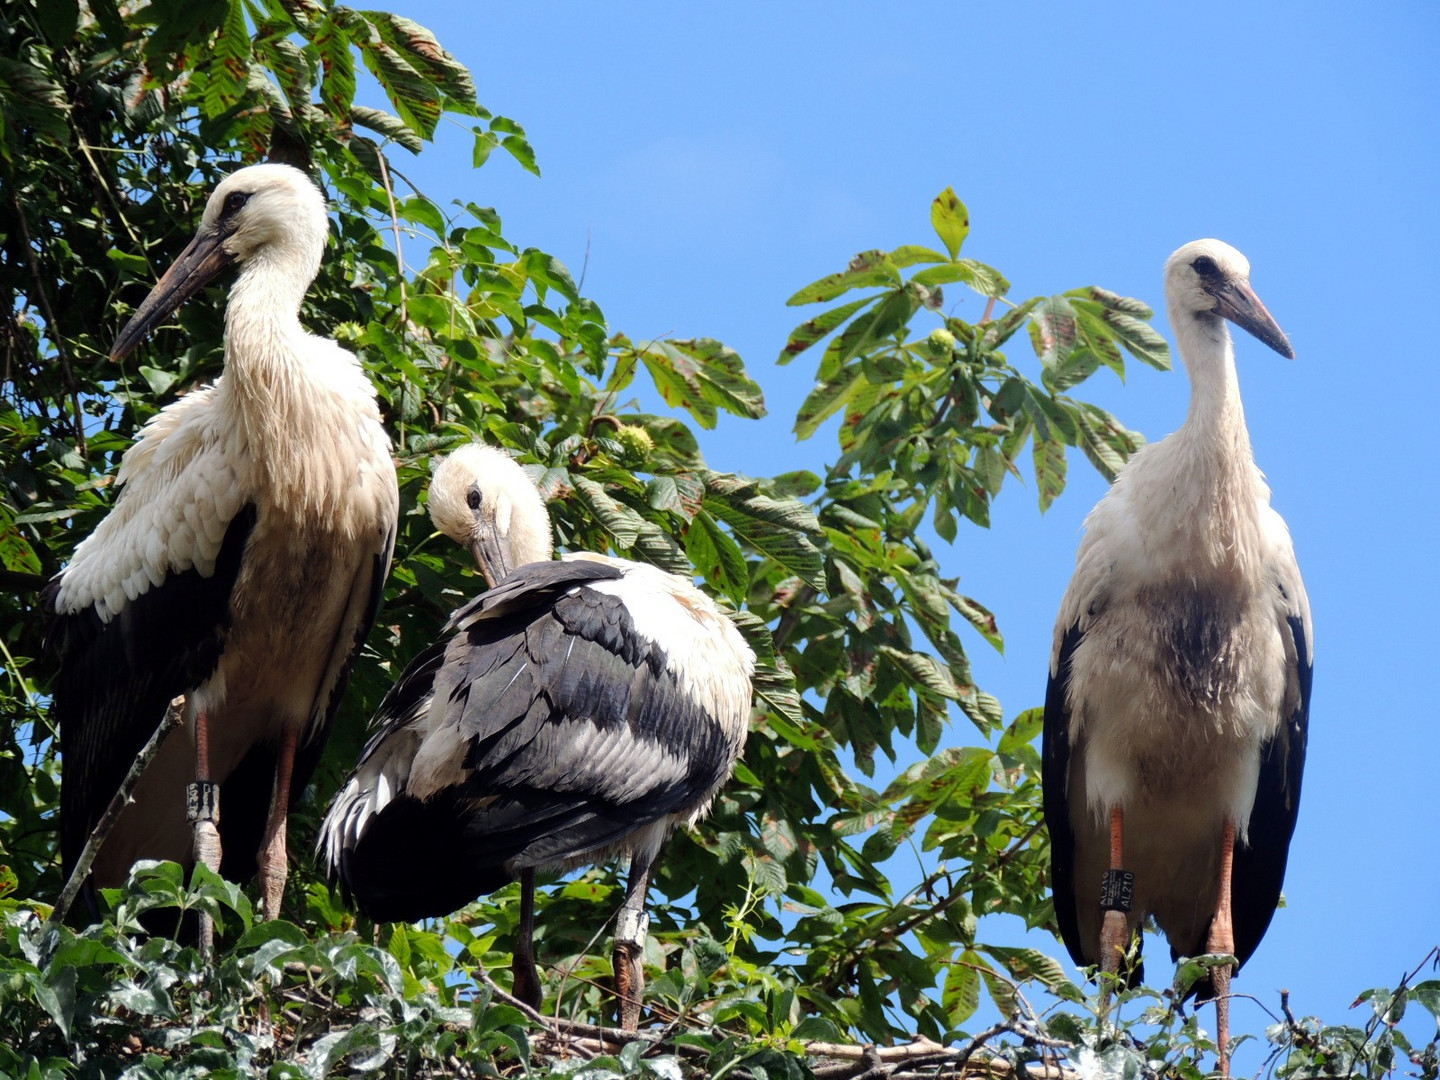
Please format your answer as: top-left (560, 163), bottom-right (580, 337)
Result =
top-left (49, 696), bottom-right (187, 926)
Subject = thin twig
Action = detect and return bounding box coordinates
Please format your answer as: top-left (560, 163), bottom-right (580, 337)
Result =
top-left (374, 150), bottom-right (408, 320)
top-left (771, 584), bottom-right (817, 652)
top-left (76, 137), bottom-right (144, 250)
top-left (881, 819), bottom-right (1046, 946)
top-left (50, 695), bottom-right (186, 926)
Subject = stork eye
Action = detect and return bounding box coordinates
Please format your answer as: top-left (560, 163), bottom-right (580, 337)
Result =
top-left (222, 191), bottom-right (250, 217)
top-left (1191, 255), bottom-right (1221, 279)
top-left (466, 488), bottom-right (482, 511)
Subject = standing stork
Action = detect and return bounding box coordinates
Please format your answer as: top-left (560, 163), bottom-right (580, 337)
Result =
top-left (1042, 240), bottom-right (1311, 1075)
top-left (320, 442), bottom-right (754, 1029)
top-left (46, 164), bottom-right (399, 922)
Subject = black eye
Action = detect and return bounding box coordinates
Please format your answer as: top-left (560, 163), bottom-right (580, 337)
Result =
top-left (466, 488), bottom-right (482, 511)
top-left (1191, 255), bottom-right (1221, 279)
top-left (222, 191), bottom-right (250, 217)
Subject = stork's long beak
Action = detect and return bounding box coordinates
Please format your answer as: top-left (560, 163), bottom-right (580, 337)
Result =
top-left (110, 227), bottom-right (238, 361)
top-left (469, 532), bottom-right (514, 590)
top-left (1210, 280), bottom-right (1295, 360)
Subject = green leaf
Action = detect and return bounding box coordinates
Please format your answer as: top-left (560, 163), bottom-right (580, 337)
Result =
top-left (930, 187), bottom-right (970, 259)
top-left (638, 338), bottom-right (765, 429)
top-left (878, 646), bottom-right (959, 700)
top-left (793, 364), bottom-right (863, 441)
top-left (1067, 288), bottom-right (1171, 370)
top-left (355, 9), bottom-right (476, 107)
top-left (26, 967), bottom-right (75, 1041)
top-left (910, 258), bottom-right (1010, 297)
top-left (889, 244), bottom-right (948, 269)
top-left (0, 59), bottom-right (70, 150)
top-left (500, 132), bottom-right (540, 176)
top-left (340, 8), bottom-right (442, 140)
top-left (701, 474), bottom-right (824, 588)
top-left (777, 295), bottom-right (875, 365)
top-left (0, 523), bottom-right (41, 574)
top-left (786, 250), bottom-right (900, 306)
top-left (314, 14), bottom-right (357, 120)
top-left (1032, 432), bottom-right (1067, 512)
top-left (572, 476), bottom-right (642, 549)
top-left (981, 945), bottom-right (1070, 990)
top-left (979, 964), bottom-right (1019, 1019)
top-left (33, 0), bottom-right (80, 45)
top-left (684, 510), bottom-right (748, 605)
top-left (351, 105), bottom-right (424, 152)
top-left (942, 953), bottom-right (981, 1024)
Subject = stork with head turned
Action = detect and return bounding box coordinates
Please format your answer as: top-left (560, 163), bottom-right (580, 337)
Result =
top-left (320, 442), bottom-right (755, 1030)
top-left (1042, 240), bottom-right (1311, 1076)
top-left (46, 164), bottom-right (399, 924)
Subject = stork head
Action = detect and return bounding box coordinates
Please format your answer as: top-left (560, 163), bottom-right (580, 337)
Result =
top-left (428, 442), bottom-right (554, 587)
top-left (110, 164), bottom-right (329, 361)
top-left (1163, 239), bottom-right (1294, 359)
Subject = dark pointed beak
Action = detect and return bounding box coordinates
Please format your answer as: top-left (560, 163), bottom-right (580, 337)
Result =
top-left (110, 228), bottom-right (237, 361)
top-left (469, 532), bottom-right (513, 589)
top-left (1210, 279), bottom-right (1295, 359)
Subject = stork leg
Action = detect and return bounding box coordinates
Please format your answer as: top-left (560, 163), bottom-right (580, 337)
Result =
top-left (1208, 820), bottom-right (1237, 1078)
top-left (511, 868), bottom-right (543, 1010)
top-left (1099, 805), bottom-right (1130, 980)
top-left (189, 706), bottom-right (221, 956)
top-left (256, 724), bottom-right (299, 921)
top-left (614, 852), bottom-right (654, 1031)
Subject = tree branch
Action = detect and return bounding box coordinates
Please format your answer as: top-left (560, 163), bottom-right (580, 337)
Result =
top-left (49, 695), bottom-right (187, 926)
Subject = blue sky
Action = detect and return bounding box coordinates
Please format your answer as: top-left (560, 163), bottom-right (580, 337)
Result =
top-left (366, 0), bottom-right (1439, 1056)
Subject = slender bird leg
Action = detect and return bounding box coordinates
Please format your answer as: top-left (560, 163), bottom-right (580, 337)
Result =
top-left (1208, 820), bottom-right (1237, 1078)
top-left (256, 724), bottom-right (299, 921)
top-left (511, 868), bottom-right (543, 1010)
top-left (187, 705), bottom-right (221, 957)
top-left (613, 854), bottom-right (654, 1031)
top-left (1099, 805), bottom-right (1134, 983)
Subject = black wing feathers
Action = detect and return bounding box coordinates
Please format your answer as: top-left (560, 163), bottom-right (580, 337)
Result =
top-left (50, 503), bottom-right (259, 879)
top-left (1042, 623), bottom-right (1087, 971)
top-left (341, 561), bottom-right (735, 922)
top-left (1229, 612), bottom-right (1311, 969)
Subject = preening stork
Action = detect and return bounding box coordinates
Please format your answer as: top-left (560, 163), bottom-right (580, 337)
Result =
top-left (320, 442), bottom-right (755, 1029)
top-left (1042, 240), bottom-right (1311, 1074)
top-left (46, 164), bottom-right (399, 921)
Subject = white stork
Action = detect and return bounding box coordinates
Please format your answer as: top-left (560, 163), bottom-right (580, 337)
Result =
top-left (1042, 240), bottom-right (1311, 1074)
top-left (46, 164), bottom-right (399, 921)
top-left (320, 442), bottom-right (755, 1029)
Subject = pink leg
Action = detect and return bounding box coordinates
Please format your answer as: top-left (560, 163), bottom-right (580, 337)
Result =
top-left (1208, 821), bottom-right (1237, 1078)
top-left (256, 725), bottom-right (299, 920)
top-left (1099, 805), bottom-right (1129, 977)
top-left (189, 707), bottom-right (221, 955)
